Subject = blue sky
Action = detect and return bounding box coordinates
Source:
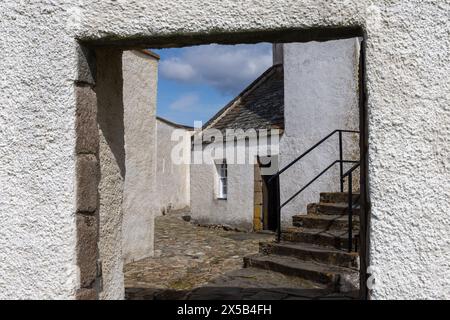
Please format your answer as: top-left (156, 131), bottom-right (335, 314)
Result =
top-left (153, 43), bottom-right (272, 127)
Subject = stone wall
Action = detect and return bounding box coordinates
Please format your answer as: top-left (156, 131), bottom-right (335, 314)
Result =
top-left (253, 164), bottom-right (264, 231)
top-left (74, 78), bottom-right (100, 299)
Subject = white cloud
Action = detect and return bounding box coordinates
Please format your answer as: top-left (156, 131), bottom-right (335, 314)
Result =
top-left (159, 58), bottom-right (196, 81)
top-left (169, 93), bottom-right (200, 111)
top-left (159, 43), bottom-right (272, 95)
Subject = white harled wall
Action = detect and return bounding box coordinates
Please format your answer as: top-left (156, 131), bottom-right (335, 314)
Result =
top-left (190, 160), bottom-right (255, 231)
top-left (96, 48), bottom-right (126, 300)
top-left (1, 0), bottom-right (448, 300)
top-left (190, 137), bottom-right (278, 231)
top-left (122, 51), bottom-right (159, 264)
top-left (280, 39), bottom-right (361, 224)
top-left (155, 119), bottom-right (191, 215)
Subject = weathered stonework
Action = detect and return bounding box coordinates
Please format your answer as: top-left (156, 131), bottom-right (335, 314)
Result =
top-left (74, 46), bottom-right (101, 299)
top-left (253, 164), bottom-right (263, 231)
top-left (74, 61), bottom-right (101, 299)
top-left (75, 85), bottom-right (99, 155)
top-left (76, 214), bottom-right (99, 288)
top-left (76, 154), bottom-right (99, 213)
top-left (75, 288), bottom-right (98, 300)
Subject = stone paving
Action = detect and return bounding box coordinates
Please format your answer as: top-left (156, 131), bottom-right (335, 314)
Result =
top-left (124, 209), bottom-right (272, 289)
top-left (124, 209), bottom-right (335, 300)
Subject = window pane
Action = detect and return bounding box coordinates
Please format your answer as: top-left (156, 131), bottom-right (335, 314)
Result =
top-left (216, 161), bottom-right (227, 198)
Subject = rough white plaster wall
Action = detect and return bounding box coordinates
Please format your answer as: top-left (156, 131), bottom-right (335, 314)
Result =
top-left (155, 119), bottom-right (191, 215)
top-left (191, 161), bottom-right (255, 231)
top-left (122, 51), bottom-right (158, 264)
top-left (1, 0), bottom-right (448, 300)
top-left (280, 39), bottom-right (360, 224)
top-left (96, 49), bottom-right (125, 300)
top-left (0, 0), bottom-right (81, 299)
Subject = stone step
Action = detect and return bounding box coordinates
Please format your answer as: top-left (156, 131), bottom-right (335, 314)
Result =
top-left (320, 192), bottom-right (360, 204)
top-left (259, 241), bottom-right (359, 269)
top-left (292, 214), bottom-right (359, 231)
top-left (243, 253), bottom-right (359, 292)
top-left (281, 227), bottom-right (359, 251)
top-left (307, 202), bottom-right (361, 216)
top-left (205, 267), bottom-right (327, 290)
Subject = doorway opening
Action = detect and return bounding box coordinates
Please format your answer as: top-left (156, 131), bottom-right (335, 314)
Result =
top-left (80, 27), bottom-right (369, 300)
top-left (254, 156), bottom-right (278, 232)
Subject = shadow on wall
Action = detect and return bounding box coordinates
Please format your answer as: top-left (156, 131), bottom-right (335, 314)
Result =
top-left (96, 49), bottom-right (126, 178)
top-left (95, 48), bottom-right (127, 299)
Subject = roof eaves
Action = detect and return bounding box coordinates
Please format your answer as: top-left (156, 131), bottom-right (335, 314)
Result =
top-left (156, 116), bottom-right (194, 130)
top-left (139, 49), bottom-right (161, 60)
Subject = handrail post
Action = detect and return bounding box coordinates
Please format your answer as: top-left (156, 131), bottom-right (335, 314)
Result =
top-left (273, 174), bottom-right (281, 243)
top-left (339, 130), bottom-right (344, 192)
top-left (348, 172), bottom-right (353, 252)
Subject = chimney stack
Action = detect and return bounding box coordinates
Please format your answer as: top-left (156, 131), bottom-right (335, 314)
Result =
top-left (272, 43), bottom-right (283, 65)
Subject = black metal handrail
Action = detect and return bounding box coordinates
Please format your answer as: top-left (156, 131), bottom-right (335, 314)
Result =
top-left (342, 162), bottom-right (361, 252)
top-left (280, 160), bottom-right (359, 209)
top-left (269, 129), bottom-right (360, 246)
top-left (269, 129), bottom-right (359, 188)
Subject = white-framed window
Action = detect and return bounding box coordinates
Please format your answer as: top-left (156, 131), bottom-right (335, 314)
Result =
top-left (216, 161), bottom-right (227, 199)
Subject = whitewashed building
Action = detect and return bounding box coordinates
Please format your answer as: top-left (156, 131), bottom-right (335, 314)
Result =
top-left (190, 64), bottom-right (283, 231)
top-left (190, 40), bottom-right (360, 231)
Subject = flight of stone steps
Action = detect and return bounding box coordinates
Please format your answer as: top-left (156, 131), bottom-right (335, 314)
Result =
top-left (244, 192), bottom-right (360, 293)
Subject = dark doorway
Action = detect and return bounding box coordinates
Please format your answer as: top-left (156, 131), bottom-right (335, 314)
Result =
top-left (258, 156), bottom-right (278, 231)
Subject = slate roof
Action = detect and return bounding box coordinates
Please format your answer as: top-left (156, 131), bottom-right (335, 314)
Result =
top-left (203, 64), bottom-right (284, 132)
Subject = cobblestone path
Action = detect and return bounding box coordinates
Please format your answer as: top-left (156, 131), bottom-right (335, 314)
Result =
top-left (124, 209), bottom-right (334, 300)
top-left (124, 209), bottom-right (273, 290)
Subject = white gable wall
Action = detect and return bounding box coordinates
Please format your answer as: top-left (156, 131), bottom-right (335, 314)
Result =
top-left (280, 39), bottom-right (361, 224)
top-left (155, 119), bottom-right (191, 215)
